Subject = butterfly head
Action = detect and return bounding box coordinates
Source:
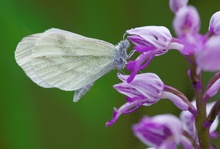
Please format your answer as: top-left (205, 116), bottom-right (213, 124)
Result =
top-left (114, 40), bottom-right (131, 70)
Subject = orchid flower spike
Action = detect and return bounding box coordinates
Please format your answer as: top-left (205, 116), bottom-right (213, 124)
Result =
top-left (106, 73), bottom-right (194, 127)
top-left (126, 26), bottom-right (183, 82)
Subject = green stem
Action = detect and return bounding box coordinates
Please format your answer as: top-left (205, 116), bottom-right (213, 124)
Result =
top-left (194, 83), bottom-right (210, 149)
top-left (189, 55), bottom-right (210, 149)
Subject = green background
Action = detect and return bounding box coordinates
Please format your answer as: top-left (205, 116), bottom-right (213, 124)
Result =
top-left (0, 0), bottom-right (219, 149)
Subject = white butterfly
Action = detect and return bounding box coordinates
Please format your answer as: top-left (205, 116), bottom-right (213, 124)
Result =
top-left (15, 28), bottom-right (130, 102)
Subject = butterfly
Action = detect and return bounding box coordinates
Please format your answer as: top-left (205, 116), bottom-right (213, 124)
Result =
top-left (15, 28), bottom-right (130, 102)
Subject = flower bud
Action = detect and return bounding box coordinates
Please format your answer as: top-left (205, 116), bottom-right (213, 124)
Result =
top-left (209, 11), bottom-right (220, 35)
top-left (173, 6), bottom-right (200, 36)
top-left (169, 0), bottom-right (188, 13)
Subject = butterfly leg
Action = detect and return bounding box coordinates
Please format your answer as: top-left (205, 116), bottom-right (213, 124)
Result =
top-left (73, 82), bottom-right (95, 102)
top-left (128, 50), bottom-right (135, 58)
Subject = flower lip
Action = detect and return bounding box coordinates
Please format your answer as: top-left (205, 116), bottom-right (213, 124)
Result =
top-left (132, 114), bottom-right (183, 147)
top-left (126, 51), bottom-right (156, 83)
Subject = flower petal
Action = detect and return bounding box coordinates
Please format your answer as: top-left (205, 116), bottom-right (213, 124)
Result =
top-left (127, 26), bottom-right (172, 49)
top-left (173, 6), bottom-right (200, 36)
top-left (196, 35), bottom-right (220, 71)
top-left (160, 91), bottom-right (189, 110)
top-left (132, 115), bottom-right (183, 147)
top-left (117, 73), bottom-right (164, 101)
top-left (169, 0), bottom-right (188, 13)
top-left (209, 11), bottom-right (220, 35)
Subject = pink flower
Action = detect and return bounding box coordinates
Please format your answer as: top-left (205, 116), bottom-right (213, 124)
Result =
top-left (173, 6), bottom-right (200, 36)
top-left (126, 26), bottom-right (183, 82)
top-left (106, 73), bottom-right (191, 127)
top-left (132, 114), bottom-right (194, 149)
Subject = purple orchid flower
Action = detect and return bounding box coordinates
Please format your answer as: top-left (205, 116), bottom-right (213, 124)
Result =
top-left (132, 114), bottom-right (194, 149)
top-left (126, 26), bottom-right (183, 82)
top-left (106, 73), bottom-right (194, 127)
top-left (173, 6), bottom-right (200, 37)
top-left (172, 6), bottom-right (204, 55)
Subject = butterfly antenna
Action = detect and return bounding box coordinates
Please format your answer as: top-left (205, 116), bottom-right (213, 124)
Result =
top-left (128, 50), bottom-right (135, 58)
top-left (116, 68), bottom-right (125, 75)
top-left (139, 70), bottom-right (144, 74)
top-left (123, 33), bottom-right (127, 40)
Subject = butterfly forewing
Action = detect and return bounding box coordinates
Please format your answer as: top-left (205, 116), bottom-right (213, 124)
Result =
top-left (15, 28), bottom-right (117, 91)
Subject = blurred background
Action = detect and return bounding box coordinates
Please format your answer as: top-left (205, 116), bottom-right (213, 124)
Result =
top-left (1, 0), bottom-right (220, 149)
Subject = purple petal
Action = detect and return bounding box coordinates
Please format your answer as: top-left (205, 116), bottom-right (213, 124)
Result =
top-left (127, 26), bottom-right (172, 50)
top-left (209, 11), bottom-right (220, 35)
top-left (152, 115), bottom-right (183, 143)
top-left (210, 131), bottom-right (218, 139)
top-left (127, 70), bottom-right (138, 83)
top-left (117, 73), bottom-right (164, 101)
top-left (178, 33), bottom-right (204, 55)
top-left (180, 110), bottom-right (197, 139)
top-left (123, 103), bottom-right (142, 114)
top-left (106, 100), bottom-right (148, 127)
top-left (180, 100), bottom-right (219, 139)
top-left (166, 37), bottom-right (184, 52)
top-left (132, 115), bottom-right (182, 147)
top-left (134, 45), bottom-right (156, 52)
top-left (113, 83), bottom-right (144, 98)
top-left (173, 6), bottom-right (200, 36)
top-left (196, 35), bottom-right (220, 71)
top-left (128, 35), bottom-right (154, 47)
top-left (179, 136), bottom-right (194, 149)
top-left (126, 60), bottom-right (136, 71)
top-left (169, 0), bottom-right (188, 13)
top-left (204, 72), bottom-right (220, 102)
top-left (160, 91), bottom-right (189, 110)
top-left (126, 51), bottom-right (156, 83)
top-left (158, 140), bottom-right (177, 149)
top-left (207, 102), bottom-right (219, 133)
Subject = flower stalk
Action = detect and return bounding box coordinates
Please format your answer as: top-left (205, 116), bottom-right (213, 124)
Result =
top-left (189, 56), bottom-right (210, 148)
top-left (105, 1), bottom-right (220, 148)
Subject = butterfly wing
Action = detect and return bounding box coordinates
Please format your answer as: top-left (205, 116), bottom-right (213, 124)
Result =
top-left (15, 28), bottom-right (116, 91)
